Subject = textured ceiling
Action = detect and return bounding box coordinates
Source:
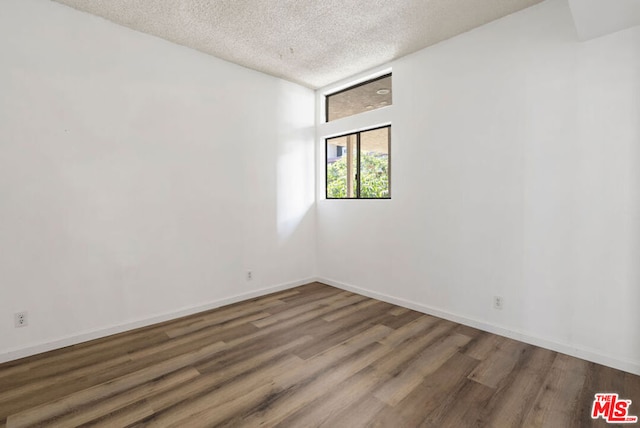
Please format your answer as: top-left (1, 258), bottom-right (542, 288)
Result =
top-left (52, 0), bottom-right (543, 89)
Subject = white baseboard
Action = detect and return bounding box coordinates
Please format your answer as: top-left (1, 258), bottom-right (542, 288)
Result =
top-left (318, 277), bottom-right (640, 376)
top-left (0, 277), bottom-right (313, 364)
top-left (5, 276), bottom-right (638, 377)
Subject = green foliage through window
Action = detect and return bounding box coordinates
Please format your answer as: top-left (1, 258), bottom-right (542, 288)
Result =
top-left (327, 153), bottom-right (389, 198)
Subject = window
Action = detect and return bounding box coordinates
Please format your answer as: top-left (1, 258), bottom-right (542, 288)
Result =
top-left (326, 126), bottom-right (390, 199)
top-left (325, 74), bottom-right (392, 122)
top-left (323, 72), bottom-right (392, 199)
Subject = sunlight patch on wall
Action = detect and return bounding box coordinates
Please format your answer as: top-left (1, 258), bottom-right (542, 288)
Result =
top-left (276, 82), bottom-right (315, 242)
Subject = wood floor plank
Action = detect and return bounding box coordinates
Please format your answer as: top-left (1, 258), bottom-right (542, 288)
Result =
top-left (521, 353), bottom-right (590, 428)
top-left (0, 332), bottom-right (168, 386)
top-left (83, 401), bottom-right (155, 428)
top-left (467, 339), bottom-right (529, 389)
top-left (321, 298), bottom-right (380, 322)
top-left (251, 291), bottom-right (354, 328)
top-left (427, 379), bottom-right (495, 427)
top-left (484, 346), bottom-right (557, 427)
top-left (378, 314), bottom-right (439, 347)
top-left (0, 319), bottom-right (243, 419)
top-left (5, 341), bottom-right (226, 428)
top-left (294, 301), bottom-right (395, 360)
top-left (143, 355), bottom-right (304, 428)
top-left (7, 323), bottom-right (253, 414)
top-left (453, 323), bottom-right (483, 339)
top-left (380, 308), bottom-right (423, 330)
top-left (374, 332), bottom-right (472, 406)
top-left (47, 367), bottom-right (200, 427)
top-left (149, 324), bottom-right (393, 427)
top-left (573, 362), bottom-right (634, 427)
top-left (221, 343), bottom-right (393, 427)
top-left (165, 309), bottom-right (273, 338)
top-left (274, 366), bottom-right (390, 428)
top-left (368, 351), bottom-right (480, 427)
top-left (0, 354), bottom-right (133, 403)
top-left (372, 319), bottom-right (456, 375)
top-left (0, 289), bottom-right (300, 382)
top-left (1, 282), bottom-right (638, 427)
top-left (388, 306), bottom-right (410, 316)
top-left (137, 340), bottom-right (312, 425)
top-left (220, 294), bottom-right (368, 350)
top-left (264, 286), bottom-right (345, 313)
top-left (320, 395), bottom-right (389, 428)
top-left (464, 331), bottom-right (506, 361)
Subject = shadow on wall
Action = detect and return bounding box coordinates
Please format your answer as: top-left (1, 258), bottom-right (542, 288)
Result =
top-left (275, 81), bottom-right (315, 243)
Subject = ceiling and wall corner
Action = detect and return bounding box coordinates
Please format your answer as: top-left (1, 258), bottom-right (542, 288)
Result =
top-left (51, 0), bottom-right (543, 89)
top-left (568, 0), bottom-right (640, 40)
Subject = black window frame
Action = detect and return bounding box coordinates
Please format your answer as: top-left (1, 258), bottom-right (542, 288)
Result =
top-left (325, 73), bottom-right (392, 123)
top-left (325, 125), bottom-right (391, 200)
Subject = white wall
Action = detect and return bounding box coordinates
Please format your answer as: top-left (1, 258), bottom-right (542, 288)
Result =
top-left (569, 0), bottom-right (640, 40)
top-left (317, 0), bottom-right (640, 374)
top-left (0, 0), bottom-right (315, 362)
top-left (2, 0), bottom-right (638, 376)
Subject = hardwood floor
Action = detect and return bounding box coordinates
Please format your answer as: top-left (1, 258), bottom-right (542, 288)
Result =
top-left (1, 282), bottom-right (638, 427)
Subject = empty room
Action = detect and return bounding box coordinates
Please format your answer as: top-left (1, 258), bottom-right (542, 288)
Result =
top-left (1, 0), bottom-right (639, 426)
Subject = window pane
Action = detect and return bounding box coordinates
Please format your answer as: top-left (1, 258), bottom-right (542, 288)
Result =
top-left (359, 127), bottom-right (390, 199)
top-left (326, 75), bottom-right (392, 122)
top-left (326, 134), bottom-right (358, 198)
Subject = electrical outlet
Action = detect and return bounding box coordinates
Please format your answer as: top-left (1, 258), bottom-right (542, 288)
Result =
top-left (14, 311), bottom-right (28, 328)
top-left (246, 270), bottom-right (253, 281)
top-left (493, 296), bottom-right (503, 310)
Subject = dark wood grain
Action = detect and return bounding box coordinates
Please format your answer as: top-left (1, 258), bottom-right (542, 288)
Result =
top-left (0, 282), bottom-right (638, 427)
